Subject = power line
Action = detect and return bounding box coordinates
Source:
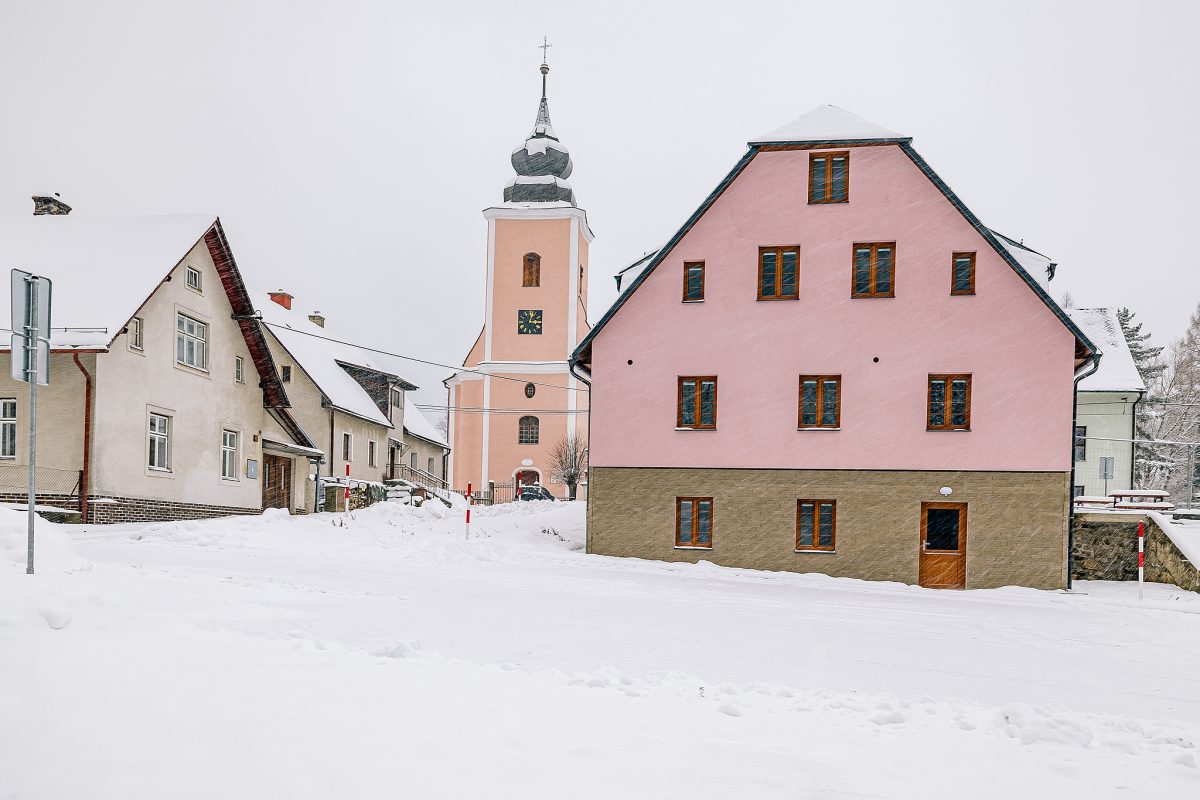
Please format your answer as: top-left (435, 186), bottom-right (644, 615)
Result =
top-left (260, 320), bottom-right (587, 393)
top-left (417, 404), bottom-right (587, 415)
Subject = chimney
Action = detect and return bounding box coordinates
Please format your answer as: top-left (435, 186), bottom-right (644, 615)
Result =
top-left (308, 311), bottom-right (326, 328)
top-left (268, 291), bottom-right (293, 310)
top-left (33, 193), bottom-right (71, 216)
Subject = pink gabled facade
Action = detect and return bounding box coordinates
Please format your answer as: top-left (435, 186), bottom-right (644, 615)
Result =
top-left (576, 106), bottom-right (1096, 590)
top-left (588, 143), bottom-right (1078, 472)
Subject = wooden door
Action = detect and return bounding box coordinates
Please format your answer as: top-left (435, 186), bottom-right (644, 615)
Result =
top-left (262, 454), bottom-right (292, 510)
top-left (919, 502), bottom-right (967, 589)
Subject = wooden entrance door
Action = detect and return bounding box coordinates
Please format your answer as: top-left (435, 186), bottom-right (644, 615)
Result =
top-left (262, 454), bottom-right (292, 510)
top-left (919, 502), bottom-right (967, 589)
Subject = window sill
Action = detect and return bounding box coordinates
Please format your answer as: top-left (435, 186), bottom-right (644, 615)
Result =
top-left (795, 549), bottom-right (836, 554)
top-left (850, 294), bottom-right (896, 299)
top-left (927, 428), bottom-right (971, 432)
top-left (682, 299), bottom-right (704, 304)
top-left (675, 427), bottom-right (717, 432)
top-left (797, 427), bottom-right (840, 431)
top-left (808, 200), bottom-right (849, 205)
top-left (756, 296), bottom-right (799, 301)
top-left (674, 546), bottom-right (712, 551)
top-left (174, 361), bottom-right (210, 376)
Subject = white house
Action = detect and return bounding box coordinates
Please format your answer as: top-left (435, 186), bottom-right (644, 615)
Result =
top-left (401, 395), bottom-right (449, 486)
top-left (1068, 307), bottom-right (1146, 497)
top-left (257, 291), bottom-right (418, 509)
top-left (0, 198), bottom-right (321, 522)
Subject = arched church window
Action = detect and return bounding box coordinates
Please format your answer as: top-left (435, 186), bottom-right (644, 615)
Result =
top-left (525, 382), bottom-right (536, 399)
top-left (518, 415), bottom-right (540, 445)
top-left (523, 253), bottom-right (541, 287)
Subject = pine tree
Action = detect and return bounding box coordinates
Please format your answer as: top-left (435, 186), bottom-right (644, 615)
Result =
top-left (1116, 307), bottom-right (1165, 381)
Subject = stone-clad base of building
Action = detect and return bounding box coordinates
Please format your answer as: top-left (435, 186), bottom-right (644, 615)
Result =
top-left (586, 467), bottom-right (1071, 590)
top-left (0, 492), bottom-right (269, 525)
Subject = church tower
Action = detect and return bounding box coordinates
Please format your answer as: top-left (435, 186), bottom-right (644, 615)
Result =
top-left (446, 56), bottom-right (592, 499)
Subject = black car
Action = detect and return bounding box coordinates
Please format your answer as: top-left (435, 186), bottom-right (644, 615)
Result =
top-left (517, 485), bottom-right (555, 501)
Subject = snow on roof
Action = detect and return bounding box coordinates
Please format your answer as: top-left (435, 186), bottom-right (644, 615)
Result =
top-left (1068, 308), bottom-right (1146, 393)
top-left (749, 105), bottom-right (908, 144)
top-left (613, 250), bottom-right (658, 293)
top-left (991, 231), bottom-right (1056, 292)
top-left (403, 395), bottom-right (448, 448)
top-left (257, 295), bottom-right (417, 428)
top-left (0, 213), bottom-right (216, 349)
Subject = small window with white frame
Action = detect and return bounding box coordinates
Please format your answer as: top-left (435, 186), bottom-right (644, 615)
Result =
top-left (368, 440), bottom-right (378, 468)
top-left (148, 413), bottom-right (171, 471)
top-left (342, 432), bottom-right (352, 462)
top-left (234, 356), bottom-right (245, 384)
top-left (220, 429), bottom-right (239, 480)
top-left (1, 399), bottom-right (16, 459)
top-left (129, 317), bottom-right (144, 351)
top-left (186, 266), bottom-right (202, 292)
top-left (175, 313), bottom-right (208, 371)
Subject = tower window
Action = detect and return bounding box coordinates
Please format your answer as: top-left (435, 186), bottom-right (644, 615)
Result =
top-left (523, 253), bottom-right (541, 287)
top-left (525, 382), bottom-right (536, 399)
top-left (518, 415), bottom-right (540, 444)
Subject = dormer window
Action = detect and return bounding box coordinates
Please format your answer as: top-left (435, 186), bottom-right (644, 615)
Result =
top-left (186, 266), bottom-right (202, 292)
top-left (809, 151), bottom-right (849, 204)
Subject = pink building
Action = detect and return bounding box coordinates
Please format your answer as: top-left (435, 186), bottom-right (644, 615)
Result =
top-left (445, 61), bottom-right (591, 500)
top-left (572, 106), bottom-right (1099, 589)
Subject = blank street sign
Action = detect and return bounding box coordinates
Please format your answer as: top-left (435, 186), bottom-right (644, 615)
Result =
top-left (10, 269), bottom-right (52, 385)
top-left (1099, 456), bottom-right (1115, 481)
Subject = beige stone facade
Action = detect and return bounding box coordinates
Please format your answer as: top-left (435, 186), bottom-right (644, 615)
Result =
top-left (587, 467), bottom-right (1072, 590)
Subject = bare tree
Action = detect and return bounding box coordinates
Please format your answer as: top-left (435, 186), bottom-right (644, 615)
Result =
top-left (548, 433), bottom-right (588, 500)
top-left (1135, 302), bottom-right (1200, 504)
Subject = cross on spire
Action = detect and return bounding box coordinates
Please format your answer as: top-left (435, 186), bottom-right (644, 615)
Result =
top-left (539, 35), bottom-right (552, 64)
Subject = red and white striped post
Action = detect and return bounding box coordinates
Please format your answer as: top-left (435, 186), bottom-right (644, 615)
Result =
top-left (344, 463), bottom-right (351, 516)
top-left (465, 482), bottom-right (472, 540)
top-left (1138, 520), bottom-right (1145, 600)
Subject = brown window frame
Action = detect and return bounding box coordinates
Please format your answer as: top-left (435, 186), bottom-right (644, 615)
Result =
top-left (683, 261), bottom-right (705, 302)
top-left (522, 252), bottom-right (541, 287)
top-left (757, 246), bottom-right (801, 300)
top-left (951, 252), bottom-right (976, 296)
top-left (927, 374), bottom-right (972, 431)
top-left (798, 375), bottom-right (841, 429)
top-left (851, 242), bottom-right (896, 298)
top-left (677, 376), bottom-right (717, 430)
top-left (675, 496), bottom-right (714, 548)
top-left (796, 499), bottom-right (836, 552)
top-left (809, 151), bottom-right (850, 204)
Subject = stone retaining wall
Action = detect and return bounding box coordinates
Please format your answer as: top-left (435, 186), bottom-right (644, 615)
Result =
top-left (1072, 513), bottom-right (1200, 592)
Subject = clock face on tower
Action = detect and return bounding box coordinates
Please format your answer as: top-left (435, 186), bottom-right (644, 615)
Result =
top-left (517, 309), bottom-right (543, 335)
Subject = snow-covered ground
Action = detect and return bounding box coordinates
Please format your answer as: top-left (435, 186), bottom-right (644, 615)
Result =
top-left (2, 501), bottom-right (1198, 798)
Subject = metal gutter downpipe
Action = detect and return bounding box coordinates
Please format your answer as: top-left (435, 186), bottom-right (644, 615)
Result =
top-left (72, 354), bottom-right (94, 524)
top-left (1129, 390), bottom-right (1144, 488)
top-left (568, 355), bottom-right (592, 552)
top-left (1068, 352), bottom-right (1103, 589)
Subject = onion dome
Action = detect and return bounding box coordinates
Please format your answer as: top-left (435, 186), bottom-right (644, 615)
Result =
top-left (505, 62), bottom-right (576, 206)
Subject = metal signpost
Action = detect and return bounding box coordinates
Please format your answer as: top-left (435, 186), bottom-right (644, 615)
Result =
top-left (11, 269), bottom-right (52, 575)
top-left (1099, 456), bottom-right (1115, 497)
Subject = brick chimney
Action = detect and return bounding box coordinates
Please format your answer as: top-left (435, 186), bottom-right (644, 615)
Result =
top-left (268, 291), bottom-right (293, 310)
top-left (308, 311), bottom-right (326, 328)
top-left (33, 193), bottom-right (71, 215)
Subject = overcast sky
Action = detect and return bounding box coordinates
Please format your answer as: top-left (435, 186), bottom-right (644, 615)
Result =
top-left (2, 0), bottom-right (1197, 405)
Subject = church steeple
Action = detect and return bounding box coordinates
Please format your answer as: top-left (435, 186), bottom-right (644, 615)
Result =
top-left (505, 49), bottom-right (576, 206)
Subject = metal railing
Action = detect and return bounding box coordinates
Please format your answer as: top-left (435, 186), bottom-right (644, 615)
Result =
top-left (386, 463), bottom-right (448, 492)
